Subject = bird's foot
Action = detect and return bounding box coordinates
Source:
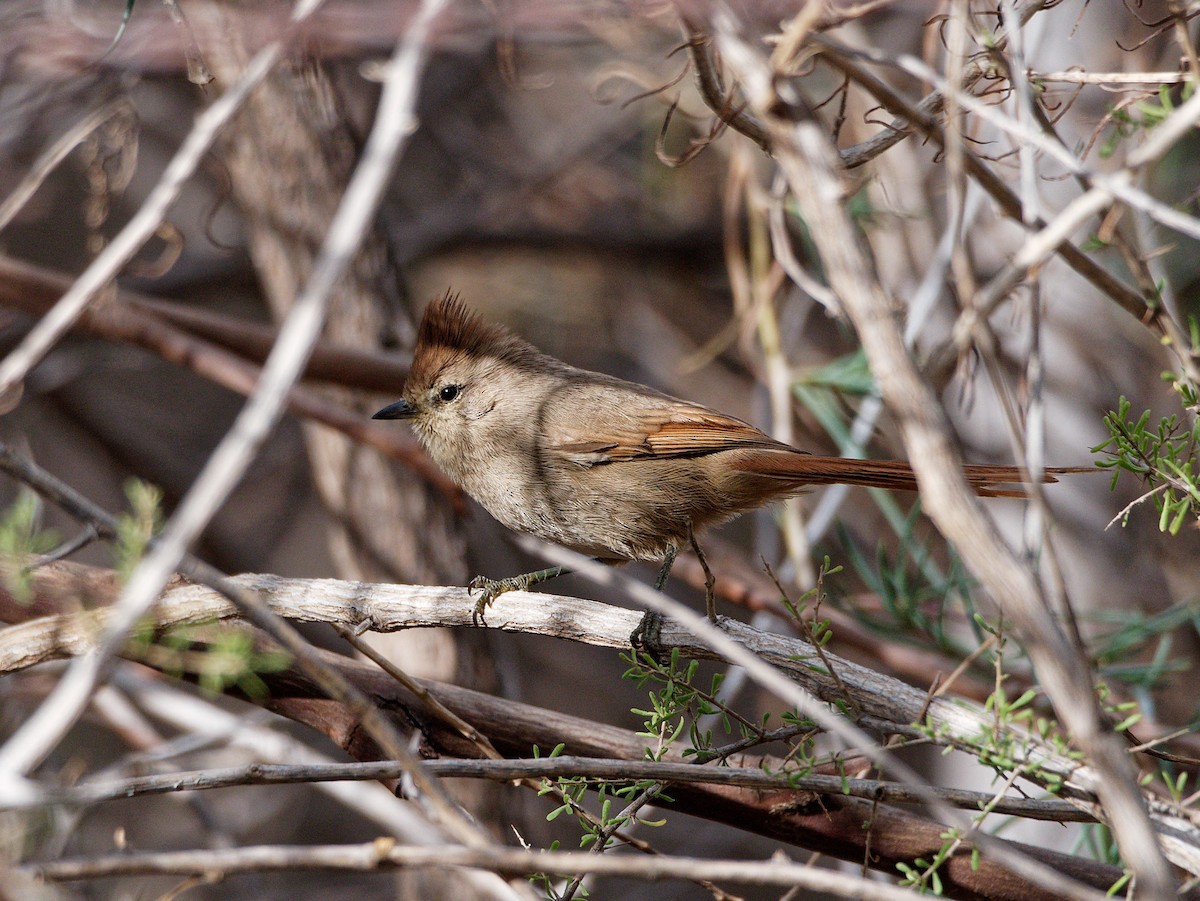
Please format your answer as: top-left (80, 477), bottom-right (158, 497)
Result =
top-left (468, 576), bottom-right (510, 625)
top-left (469, 566), bottom-right (566, 625)
top-left (630, 610), bottom-right (667, 662)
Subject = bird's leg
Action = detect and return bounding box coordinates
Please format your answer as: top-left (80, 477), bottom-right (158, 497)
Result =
top-left (687, 525), bottom-right (717, 623)
top-left (470, 566), bottom-right (568, 625)
top-left (630, 543), bottom-right (679, 655)
top-left (654, 543), bottom-right (679, 591)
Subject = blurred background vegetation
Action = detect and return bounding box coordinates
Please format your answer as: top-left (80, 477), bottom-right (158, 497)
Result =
top-left (3, 1), bottom-right (1200, 898)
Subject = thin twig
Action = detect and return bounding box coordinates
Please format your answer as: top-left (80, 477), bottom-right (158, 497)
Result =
top-left (0, 100), bottom-right (132, 235)
top-left (0, 263), bottom-right (456, 498)
top-left (0, 441), bottom-right (492, 851)
top-left (559, 781), bottom-right (665, 901)
top-left (333, 625), bottom-right (501, 757)
top-left (679, 17), bottom-right (771, 153)
top-left (0, 254), bottom-right (412, 393)
top-left (812, 37), bottom-right (1185, 362)
top-left (1032, 69), bottom-right (1192, 85)
top-left (0, 0), bottom-right (327, 399)
top-left (0, 560), bottom-right (1138, 896)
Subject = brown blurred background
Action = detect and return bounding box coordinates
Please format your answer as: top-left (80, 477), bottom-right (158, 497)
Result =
top-left (2, 1), bottom-right (1199, 898)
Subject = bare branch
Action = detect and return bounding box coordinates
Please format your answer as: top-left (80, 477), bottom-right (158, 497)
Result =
top-left (38, 755), bottom-right (1095, 822)
top-left (0, 254), bottom-right (412, 393)
top-left (21, 841), bottom-right (969, 899)
top-left (0, 561), bottom-right (1135, 899)
top-left (711, 21), bottom-right (1183, 896)
top-left (1032, 70), bottom-right (1192, 85)
top-left (0, 563), bottom-right (1136, 814)
top-left (0, 258), bottom-right (458, 501)
top-left (0, 0), bottom-right (328, 399)
top-left (0, 1), bottom-right (504, 870)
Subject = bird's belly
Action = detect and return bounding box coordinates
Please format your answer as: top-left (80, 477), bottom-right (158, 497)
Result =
top-left (464, 463), bottom-right (689, 562)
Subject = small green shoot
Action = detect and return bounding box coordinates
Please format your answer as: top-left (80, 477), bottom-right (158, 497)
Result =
top-left (0, 493), bottom-right (59, 604)
top-left (1093, 395), bottom-right (1200, 535)
top-left (113, 478), bottom-right (163, 581)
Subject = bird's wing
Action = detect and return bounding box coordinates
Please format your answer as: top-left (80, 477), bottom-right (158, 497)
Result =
top-left (549, 400), bottom-right (788, 465)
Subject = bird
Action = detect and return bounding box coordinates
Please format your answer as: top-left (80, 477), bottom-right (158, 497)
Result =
top-left (374, 292), bottom-right (1087, 625)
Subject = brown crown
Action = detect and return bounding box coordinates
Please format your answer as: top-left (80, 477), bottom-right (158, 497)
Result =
top-left (409, 291), bottom-right (549, 386)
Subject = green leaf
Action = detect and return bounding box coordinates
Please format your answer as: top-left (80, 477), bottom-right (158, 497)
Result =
top-left (0, 493), bottom-right (59, 604)
top-left (796, 349), bottom-right (876, 396)
top-left (113, 479), bottom-right (163, 582)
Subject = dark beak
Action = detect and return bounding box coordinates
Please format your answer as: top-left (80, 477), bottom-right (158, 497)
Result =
top-left (372, 399), bottom-right (417, 420)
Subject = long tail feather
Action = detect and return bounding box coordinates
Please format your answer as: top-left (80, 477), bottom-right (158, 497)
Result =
top-left (734, 452), bottom-right (1093, 498)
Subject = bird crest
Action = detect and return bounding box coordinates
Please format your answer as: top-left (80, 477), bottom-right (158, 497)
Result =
top-left (409, 291), bottom-right (549, 388)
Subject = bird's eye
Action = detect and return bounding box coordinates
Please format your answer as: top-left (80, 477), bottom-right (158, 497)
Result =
top-left (438, 384), bottom-right (461, 402)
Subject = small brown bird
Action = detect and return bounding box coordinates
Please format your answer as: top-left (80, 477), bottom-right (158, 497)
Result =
top-left (375, 292), bottom-right (1084, 621)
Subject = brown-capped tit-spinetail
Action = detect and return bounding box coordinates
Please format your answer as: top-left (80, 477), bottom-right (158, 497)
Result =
top-left (374, 292), bottom-right (1087, 626)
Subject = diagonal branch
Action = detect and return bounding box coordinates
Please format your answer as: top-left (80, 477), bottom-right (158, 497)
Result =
top-left (711, 21), bottom-right (1182, 897)
top-left (0, 0), bottom-right (328, 399)
top-left (0, 254), bottom-right (412, 393)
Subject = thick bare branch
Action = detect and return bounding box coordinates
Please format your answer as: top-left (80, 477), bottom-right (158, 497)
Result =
top-left (0, 561), bottom-right (1173, 832)
top-left (36, 755), bottom-right (1095, 822)
top-left (0, 563), bottom-right (1130, 900)
top-left (17, 841), bottom-right (999, 900)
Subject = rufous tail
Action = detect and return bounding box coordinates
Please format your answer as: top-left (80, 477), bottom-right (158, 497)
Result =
top-left (735, 452), bottom-right (1092, 498)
